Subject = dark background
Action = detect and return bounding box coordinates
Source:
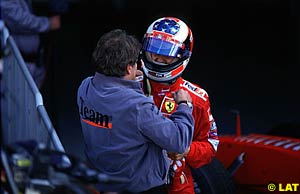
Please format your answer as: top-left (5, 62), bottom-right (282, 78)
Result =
top-left (35, 0), bottom-right (299, 159)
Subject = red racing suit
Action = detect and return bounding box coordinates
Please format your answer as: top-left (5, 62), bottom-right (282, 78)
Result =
top-left (148, 77), bottom-right (219, 194)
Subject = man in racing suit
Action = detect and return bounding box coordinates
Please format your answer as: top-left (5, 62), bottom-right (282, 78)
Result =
top-left (140, 17), bottom-right (220, 194)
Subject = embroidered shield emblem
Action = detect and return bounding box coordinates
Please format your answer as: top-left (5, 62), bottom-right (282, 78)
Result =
top-left (165, 100), bottom-right (175, 113)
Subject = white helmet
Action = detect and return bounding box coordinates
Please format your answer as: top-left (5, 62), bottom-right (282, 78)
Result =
top-left (140, 17), bottom-right (194, 83)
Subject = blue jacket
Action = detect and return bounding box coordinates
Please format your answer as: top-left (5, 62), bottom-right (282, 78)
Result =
top-left (1, 0), bottom-right (51, 54)
top-left (77, 73), bottom-right (194, 192)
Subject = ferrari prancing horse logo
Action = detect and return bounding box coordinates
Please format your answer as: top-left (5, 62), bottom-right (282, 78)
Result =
top-left (165, 100), bottom-right (175, 113)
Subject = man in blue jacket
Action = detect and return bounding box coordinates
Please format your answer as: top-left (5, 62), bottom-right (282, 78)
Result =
top-left (1, 0), bottom-right (61, 88)
top-left (77, 29), bottom-right (194, 194)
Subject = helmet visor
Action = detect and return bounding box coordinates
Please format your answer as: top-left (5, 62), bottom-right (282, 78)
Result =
top-left (142, 37), bottom-right (182, 58)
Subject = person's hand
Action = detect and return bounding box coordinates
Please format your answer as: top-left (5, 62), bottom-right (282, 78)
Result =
top-left (168, 146), bottom-right (190, 160)
top-left (135, 69), bottom-right (143, 81)
top-left (49, 15), bottom-right (61, 30)
top-left (136, 69), bottom-right (143, 77)
top-left (171, 89), bottom-right (192, 104)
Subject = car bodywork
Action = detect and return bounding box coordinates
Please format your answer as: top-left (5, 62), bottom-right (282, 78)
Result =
top-left (215, 114), bottom-right (300, 193)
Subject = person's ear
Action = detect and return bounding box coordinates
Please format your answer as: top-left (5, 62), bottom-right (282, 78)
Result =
top-left (126, 63), bottom-right (133, 75)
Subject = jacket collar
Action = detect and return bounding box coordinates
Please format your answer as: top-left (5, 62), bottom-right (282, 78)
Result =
top-left (150, 77), bottom-right (183, 94)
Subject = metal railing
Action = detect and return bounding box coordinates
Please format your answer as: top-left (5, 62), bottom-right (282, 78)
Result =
top-left (0, 20), bottom-right (65, 152)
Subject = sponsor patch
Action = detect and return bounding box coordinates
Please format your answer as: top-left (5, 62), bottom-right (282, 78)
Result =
top-left (181, 81), bottom-right (207, 101)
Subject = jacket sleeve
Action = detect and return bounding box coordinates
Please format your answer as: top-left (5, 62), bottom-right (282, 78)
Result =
top-left (1, 0), bottom-right (50, 34)
top-left (138, 101), bottom-right (195, 154)
top-left (185, 98), bottom-right (220, 168)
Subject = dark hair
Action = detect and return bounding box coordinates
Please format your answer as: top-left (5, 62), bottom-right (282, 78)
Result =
top-left (92, 29), bottom-right (141, 77)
